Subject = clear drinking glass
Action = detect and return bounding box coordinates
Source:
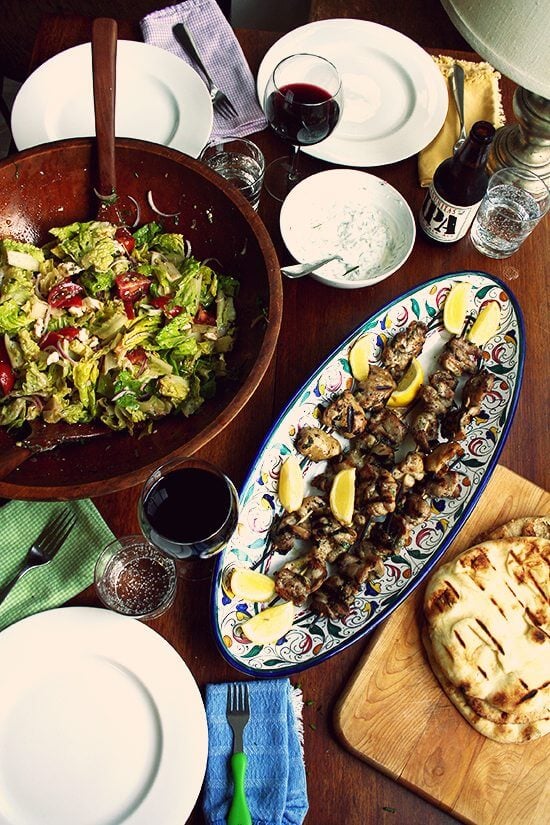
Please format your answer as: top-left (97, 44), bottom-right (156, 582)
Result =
top-left (263, 53), bottom-right (343, 202)
top-left (94, 535), bottom-right (177, 620)
top-left (200, 138), bottom-right (265, 210)
top-left (138, 456), bottom-right (239, 578)
top-left (470, 166), bottom-right (549, 259)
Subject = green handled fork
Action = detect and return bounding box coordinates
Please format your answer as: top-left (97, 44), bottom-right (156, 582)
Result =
top-left (226, 682), bottom-right (252, 825)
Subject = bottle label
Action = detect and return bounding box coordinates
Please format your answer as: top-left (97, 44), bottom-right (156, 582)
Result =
top-left (419, 185), bottom-right (482, 243)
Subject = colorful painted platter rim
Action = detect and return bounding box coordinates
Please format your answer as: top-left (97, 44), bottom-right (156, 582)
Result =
top-left (211, 271), bottom-right (525, 676)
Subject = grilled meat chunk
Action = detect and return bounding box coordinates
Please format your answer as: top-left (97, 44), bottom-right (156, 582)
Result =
top-left (423, 470), bottom-right (462, 499)
top-left (402, 493), bottom-right (431, 524)
top-left (367, 408), bottom-right (408, 448)
top-left (425, 441), bottom-right (464, 474)
top-left (310, 574), bottom-right (357, 618)
top-left (439, 336), bottom-right (481, 377)
top-left (441, 369), bottom-right (495, 440)
top-left (411, 410), bottom-right (439, 453)
top-left (392, 451), bottom-right (425, 490)
top-left (357, 460), bottom-right (399, 516)
top-left (271, 495), bottom-right (326, 553)
top-left (418, 368), bottom-right (458, 415)
top-left (295, 425), bottom-right (342, 462)
top-left (381, 320), bottom-right (428, 380)
top-left (274, 551), bottom-right (328, 605)
top-left (354, 366), bottom-right (396, 411)
top-left (322, 390), bottom-right (367, 438)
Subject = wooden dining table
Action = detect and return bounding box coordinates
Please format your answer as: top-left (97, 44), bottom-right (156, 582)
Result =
top-left (12, 6), bottom-right (549, 824)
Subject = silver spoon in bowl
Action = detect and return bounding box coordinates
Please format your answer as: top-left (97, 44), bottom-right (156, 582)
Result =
top-left (281, 255), bottom-right (342, 279)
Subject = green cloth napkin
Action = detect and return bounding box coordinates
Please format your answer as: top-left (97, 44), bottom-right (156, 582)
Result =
top-left (0, 499), bottom-right (115, 631)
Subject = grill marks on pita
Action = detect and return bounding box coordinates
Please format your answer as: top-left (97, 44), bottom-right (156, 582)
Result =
top-left (423, 531), bottom-right (550, 742)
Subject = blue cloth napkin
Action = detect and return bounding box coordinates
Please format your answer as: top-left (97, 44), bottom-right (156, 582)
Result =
top-left (140, 0), bottom-right (268, 142)
top-left (203, 678), bottom-right (309, 825)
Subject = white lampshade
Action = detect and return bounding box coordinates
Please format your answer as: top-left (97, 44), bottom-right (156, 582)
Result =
top-left (441, 0), bottom-right (550, 98)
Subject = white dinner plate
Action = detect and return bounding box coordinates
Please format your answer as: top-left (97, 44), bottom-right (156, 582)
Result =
top-left (256, 19), bottom-right (448, 166)
top-left (0, 607), bottom-right (208, 825)
top-left (11, 41), bottom-right (213, 157)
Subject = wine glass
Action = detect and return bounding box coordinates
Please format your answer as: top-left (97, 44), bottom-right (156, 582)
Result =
top-left (138, 456), bottom-right (239, 579)
top-left (263, 53), bottom-right (343, 201)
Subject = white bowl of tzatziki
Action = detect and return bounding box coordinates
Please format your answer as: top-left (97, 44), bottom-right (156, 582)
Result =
top-left (279, 169), bottom-right (415, 288)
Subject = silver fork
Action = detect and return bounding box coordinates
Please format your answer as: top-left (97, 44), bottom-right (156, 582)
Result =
top-left (172, 23), bottom-right (238, 120)
top-left (0, 507), bottom-right (76, 605)
top-left (226, 682), bottom-right (251, 825)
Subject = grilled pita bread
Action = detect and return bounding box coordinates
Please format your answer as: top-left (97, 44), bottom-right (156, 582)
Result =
top-left (423, 537), bottom-right (550, 739)
top-left (477, 515), bottom-right (550, 542)
top-left (422, 626), bottom-right (550, 743)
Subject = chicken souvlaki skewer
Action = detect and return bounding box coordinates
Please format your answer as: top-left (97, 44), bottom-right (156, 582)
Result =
top-left (271, 323), bottom-right (429, 549)
top-left (271, 324), bottom-right (430, 602)
top-left (272, 320), bottom-right (494, 611)
top-left (309, 442), bottom-right (466, 619)
top-left (309, 344), bottom-right (497, 619)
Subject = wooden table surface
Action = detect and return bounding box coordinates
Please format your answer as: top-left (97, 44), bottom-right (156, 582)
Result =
top-left (19, 7), bottom-right (550, 825)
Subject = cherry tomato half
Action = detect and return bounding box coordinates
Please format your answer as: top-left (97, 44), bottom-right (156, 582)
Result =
top-left (150, 295), bottom-right (183, 319)
top-left (48, 279), bottom-right (85, 309)
top-left (126, 347), bottom-right (148, 369)
top-left (0, 339), bottom-right (15, 396)
top-left (115, 227), bottom-right (136, 254)
top-left (194, 306), bottom-right (216, 325)
top-left (39, 326), bottom-right (80, 349)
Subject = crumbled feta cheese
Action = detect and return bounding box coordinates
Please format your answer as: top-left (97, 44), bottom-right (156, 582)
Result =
top-left (68, 305), bottom-right (85, 317)
top-left (34, 317), bottom-right (45, 338)
top-left (46, 351), bottom-right (60, 365)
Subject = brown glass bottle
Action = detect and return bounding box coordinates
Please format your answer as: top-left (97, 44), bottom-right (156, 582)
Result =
top-left (419, 120), bottom-right (496, 243)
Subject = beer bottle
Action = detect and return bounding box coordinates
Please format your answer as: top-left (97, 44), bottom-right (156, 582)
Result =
top-left (419, 120), bottom-right (495, 243)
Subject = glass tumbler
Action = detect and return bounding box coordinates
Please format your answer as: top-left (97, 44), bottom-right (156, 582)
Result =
top-left (200, 138), bottom-right (265, 210)
top-left (95, 535), bottom-right (177, 620)
top-left (470, 166), bottom-right (549, 258)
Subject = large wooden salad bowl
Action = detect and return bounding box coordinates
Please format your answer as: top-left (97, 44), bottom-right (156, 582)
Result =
top-left (0, 138), bottom-right (282, 500)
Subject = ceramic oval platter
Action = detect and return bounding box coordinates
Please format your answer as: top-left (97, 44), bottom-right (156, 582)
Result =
top-left (211, 271), bottom-right (524, 676)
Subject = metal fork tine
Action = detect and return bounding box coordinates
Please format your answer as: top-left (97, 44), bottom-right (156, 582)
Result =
top-left (214, 97), bottom-right (237, 120)
top-left (39, 509), bottom-right (75, 557)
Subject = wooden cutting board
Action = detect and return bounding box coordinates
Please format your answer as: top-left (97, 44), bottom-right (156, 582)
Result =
top-left (334, 465), bottom-right (550, 825)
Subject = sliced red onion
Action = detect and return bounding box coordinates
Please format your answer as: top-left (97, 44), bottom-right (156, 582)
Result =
top-left (127, 196), bottom-right (141, 228)
top-left (146, 190), bottom-right (181, 218)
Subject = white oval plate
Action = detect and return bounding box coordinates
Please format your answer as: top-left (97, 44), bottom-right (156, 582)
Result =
top-left (12, 41), bottom-right (213, 157)
top-left (280, 169), bottom-right (415, 288)
top-left (0, 607), bottom-right (207, 825)
top-left (211, 272), bottom-right (524, 676)
top-left (257, 19), bottom-right (448, 167)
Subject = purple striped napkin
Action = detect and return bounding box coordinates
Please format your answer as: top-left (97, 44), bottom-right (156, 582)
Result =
top-left (140, 0), bottom-right (267, 143)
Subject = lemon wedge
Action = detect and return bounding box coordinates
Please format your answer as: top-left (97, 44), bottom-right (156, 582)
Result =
top-left (349, 335), bottom-right (371, 381)
top-left (230, 568), bottom-right (276, 603)
top-left (278, 455), bottom-right (304, 512)
top-left (443, 281), bottom-right (471, 335)
top-left (329, 467), bottom-right (356, 525)
top-left (467, 301), bottom-right (501, 345)
top-left (387, 358), bottom-right (424, 407)
top-left (242, 601), bottom-right (295, 645)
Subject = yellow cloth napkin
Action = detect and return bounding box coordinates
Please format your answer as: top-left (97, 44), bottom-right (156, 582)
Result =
top-left (418, 55), bottom-right (505, 186)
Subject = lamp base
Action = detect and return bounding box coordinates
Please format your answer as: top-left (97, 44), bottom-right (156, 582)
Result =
top-left (488, 87), bottom-right (550, 182)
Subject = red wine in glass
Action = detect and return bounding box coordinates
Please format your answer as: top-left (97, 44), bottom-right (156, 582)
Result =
top-left (263, 53), bottom-right (343, 201)
top-left (265, 82), bottom-right (341, 146)
top-left (138, 457), bottom-right (239, 575)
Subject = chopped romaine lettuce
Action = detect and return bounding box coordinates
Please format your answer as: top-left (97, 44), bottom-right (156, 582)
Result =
top-left (0, 220), bottom-right (238, 434)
